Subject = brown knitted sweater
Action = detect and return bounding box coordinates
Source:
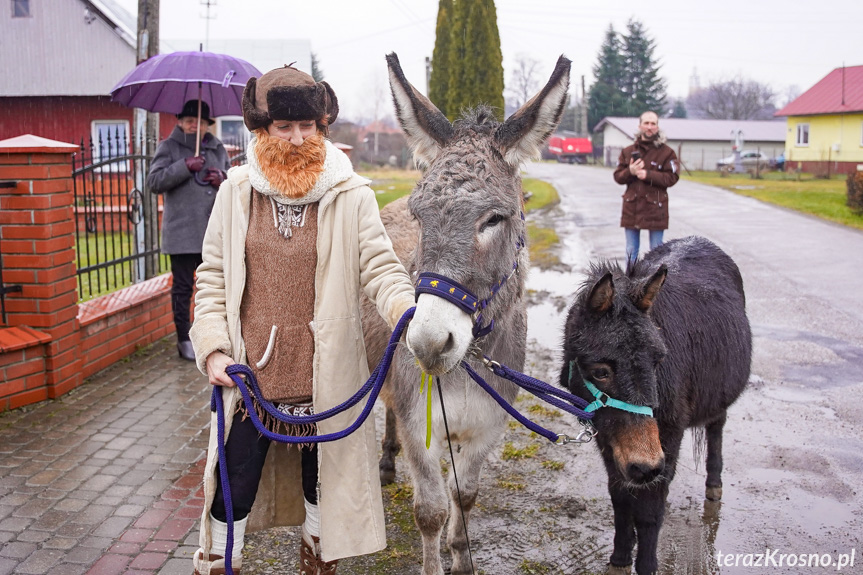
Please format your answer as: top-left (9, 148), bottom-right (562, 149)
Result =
top-left (240, 190), bottom-right (318, 403)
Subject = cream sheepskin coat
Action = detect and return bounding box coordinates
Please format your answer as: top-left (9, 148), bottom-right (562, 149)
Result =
top-left (189, 145), bottom-right (414, 562)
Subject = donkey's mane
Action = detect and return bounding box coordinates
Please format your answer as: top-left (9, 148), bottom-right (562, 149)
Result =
top-left (453, 104), bottom-right (501, 136)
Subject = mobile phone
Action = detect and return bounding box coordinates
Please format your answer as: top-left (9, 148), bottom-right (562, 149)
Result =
top-left (631, 151), bottom-right (641, 162)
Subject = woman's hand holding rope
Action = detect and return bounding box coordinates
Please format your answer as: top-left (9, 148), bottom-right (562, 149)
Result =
top-left (206, 351), bottom-right (237, 387)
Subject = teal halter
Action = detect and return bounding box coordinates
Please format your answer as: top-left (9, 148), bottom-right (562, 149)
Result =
top-left (568, 360), bottom-right (655, 417)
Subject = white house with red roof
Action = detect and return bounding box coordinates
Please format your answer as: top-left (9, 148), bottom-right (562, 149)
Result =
top-left (775, 65), bottom-right (863, 175)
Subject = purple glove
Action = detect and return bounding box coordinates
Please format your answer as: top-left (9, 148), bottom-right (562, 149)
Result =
top-left (184, 155), bottom-right (205, 173)
top-left (202, 168), bottom-right (226, 188)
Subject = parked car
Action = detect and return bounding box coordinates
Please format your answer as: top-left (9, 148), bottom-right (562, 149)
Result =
top-left (716, 150), bottom-right (770, 172)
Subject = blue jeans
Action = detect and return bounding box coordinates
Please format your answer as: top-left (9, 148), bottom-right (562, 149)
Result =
top-left (625, 228), bottom-right (664, 266)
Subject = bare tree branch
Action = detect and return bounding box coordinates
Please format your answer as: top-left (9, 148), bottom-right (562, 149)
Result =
top-left (506, 53), bottom-right (542, 109)
top-left (687, 76), bottom-right (777, 120)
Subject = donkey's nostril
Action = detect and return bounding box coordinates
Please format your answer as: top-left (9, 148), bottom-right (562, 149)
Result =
top-left (627, 462), bottom-right (663, 484)
top-left (441, 333), bottom-right (455, 355)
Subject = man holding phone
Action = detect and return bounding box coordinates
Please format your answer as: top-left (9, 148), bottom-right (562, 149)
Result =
top-left (613, 111), bottom-right (679, 266)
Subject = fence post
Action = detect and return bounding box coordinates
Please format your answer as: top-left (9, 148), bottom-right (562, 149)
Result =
top-left (0, 135), bottom-right (83, 399)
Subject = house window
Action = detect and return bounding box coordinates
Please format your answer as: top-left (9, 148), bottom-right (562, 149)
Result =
top-left (12, 0), bottom-right (30, 17)
top-left (91, 120), bottom-right (130, 171)
top-left (218, 118), bottom-right (246, 146)
top-left (796, 123), bottom-right (809, 147)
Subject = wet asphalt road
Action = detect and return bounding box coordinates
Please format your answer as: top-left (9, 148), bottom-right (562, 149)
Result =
top-left (520, 161), bottom-right (863, 574)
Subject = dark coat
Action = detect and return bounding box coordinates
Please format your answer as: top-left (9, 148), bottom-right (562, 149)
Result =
top-left (613, 138), bottom-right (680, 230)
top-left (147, 126), bottom-right (231, 254)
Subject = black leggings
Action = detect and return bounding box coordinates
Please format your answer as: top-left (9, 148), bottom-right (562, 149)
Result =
top-left (210, 410), bottom-right (319, 523)
top-left (170, 253), bottom-right (203, 342)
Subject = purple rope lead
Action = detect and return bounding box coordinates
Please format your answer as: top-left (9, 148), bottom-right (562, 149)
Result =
top-left (211, 307), bottom-right (415, 575)
top-left (461, 359), bottom-right (594, 444)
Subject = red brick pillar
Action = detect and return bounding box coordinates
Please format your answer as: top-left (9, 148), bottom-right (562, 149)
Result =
top-left (0, 135), bottom-right (82, 399)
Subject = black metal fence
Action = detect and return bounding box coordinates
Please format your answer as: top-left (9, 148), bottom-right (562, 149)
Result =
top-left (71, 129), bottom-right (250, 301)
top-left (71, 128), bottom-right (165, 301)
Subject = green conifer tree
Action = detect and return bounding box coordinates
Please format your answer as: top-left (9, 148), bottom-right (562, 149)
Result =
top-left (587, 25), bottom-right (627, 131)
top-left (621, 19), bottom-right (667, 116)
top-left (446, 0), bottom-right (504, 121)
top-left (429, 0), bottom-right (453, 117)
top-left (465, 0), bottom-right (504, 119)
top-left (310, 52), bottom-right (324, 82)
top-left (670, 98), bottom-right (687, 118)
top-left (446, 0), bottom-right (469, 121)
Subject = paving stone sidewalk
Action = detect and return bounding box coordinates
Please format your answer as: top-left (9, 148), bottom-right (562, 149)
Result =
top-left (0, 337), bottom-right (211, 575)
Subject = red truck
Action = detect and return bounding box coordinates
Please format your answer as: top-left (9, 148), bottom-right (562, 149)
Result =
top-left (547, 131), bottom-right (593, 164)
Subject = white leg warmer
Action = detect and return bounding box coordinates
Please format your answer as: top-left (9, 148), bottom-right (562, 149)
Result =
top-left (209, 513), bottom-right (247, 558)
top-left (303, 498), bottom-right (321, 539)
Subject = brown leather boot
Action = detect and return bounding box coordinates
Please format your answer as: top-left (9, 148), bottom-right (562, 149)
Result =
top-left (193, 549), bottom-right (242, 575)
top-left (299, 531), bottom-right (339, 575)
top-left (317, 551), bottom-right (339, 575)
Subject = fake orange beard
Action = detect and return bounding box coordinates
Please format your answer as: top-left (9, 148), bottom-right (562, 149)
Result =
top-left (254, 129), bottom-right (326, 199)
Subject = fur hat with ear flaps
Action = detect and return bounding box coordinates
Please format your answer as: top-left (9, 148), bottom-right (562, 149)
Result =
top-left (242, 64), bottom-right (339, 131)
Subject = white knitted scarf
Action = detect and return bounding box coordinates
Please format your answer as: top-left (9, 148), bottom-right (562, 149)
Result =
top-left (248, 137), bottom-right (355, 206)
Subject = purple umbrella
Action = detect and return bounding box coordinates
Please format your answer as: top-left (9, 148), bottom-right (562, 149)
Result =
top-left (111, 51), bottom-right (261, 154)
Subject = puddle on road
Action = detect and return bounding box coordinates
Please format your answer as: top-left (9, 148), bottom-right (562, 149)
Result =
top-left (524, 218), bottom-right (594, 352)
top-left (760, 385), bottom-right (839, 420)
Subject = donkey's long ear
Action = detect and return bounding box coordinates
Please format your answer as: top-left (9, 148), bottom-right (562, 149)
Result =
top-left (634, 265), bottom-right (668, 312)
top-left (386, 53), bottom-right (453, 169)
top-left (494, 55), bottom-right (570, 168)
top-left (587, 272), bottom-right (614, 316)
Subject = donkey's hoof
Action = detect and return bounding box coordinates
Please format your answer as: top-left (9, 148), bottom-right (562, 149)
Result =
top-left (607, 564), bottom-right (632, 575)
top-left (379, 466), bottom-right (396, 486)
top-left (706, 485), bottom-right (723, 501)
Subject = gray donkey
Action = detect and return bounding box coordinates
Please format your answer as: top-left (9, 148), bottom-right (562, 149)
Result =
top-left (360, 53), bottom-right (570, 575)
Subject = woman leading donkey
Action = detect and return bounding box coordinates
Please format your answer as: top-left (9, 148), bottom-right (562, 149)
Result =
top-left (188, 64), bottom-right (417, 574)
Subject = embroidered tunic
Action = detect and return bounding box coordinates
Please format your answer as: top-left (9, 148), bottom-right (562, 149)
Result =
top-left (240, 190), bottom-right (319, 403)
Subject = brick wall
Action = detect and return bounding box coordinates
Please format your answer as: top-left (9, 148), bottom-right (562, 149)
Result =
top-left (0, 326), bottom-right (51, 411)
top-left (78, 274), bottom-right (174, 379)
top-left (0, 135), bottom-right (176, 412)
top-left (788, 160), bottom-right (861, 176)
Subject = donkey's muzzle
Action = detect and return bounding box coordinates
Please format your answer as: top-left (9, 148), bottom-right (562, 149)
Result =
top-left (407, 293), bottom-right (474, 375)
top-left (626, 460), bottom-right (665, 484)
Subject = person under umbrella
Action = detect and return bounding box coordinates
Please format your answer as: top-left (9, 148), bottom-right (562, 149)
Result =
top-left (147, 100), bottom-right (231, 361)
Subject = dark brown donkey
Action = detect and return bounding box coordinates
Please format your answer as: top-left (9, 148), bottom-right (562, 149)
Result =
top-left (560, 236), bottom-right (751, 575)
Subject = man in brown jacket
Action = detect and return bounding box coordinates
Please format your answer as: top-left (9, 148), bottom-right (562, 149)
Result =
top-left (613, 111), bottom-right (680, 266)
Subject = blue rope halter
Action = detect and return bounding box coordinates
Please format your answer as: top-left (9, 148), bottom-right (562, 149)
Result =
top-left (414, 215), bottom-right (526, 339)
top-left (568, 360), bottom-right (654, 417)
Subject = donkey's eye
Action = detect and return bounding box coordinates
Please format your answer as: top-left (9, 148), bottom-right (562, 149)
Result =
top-left (590, 367), bottom-right (611, 381)
top-left (480, 214), bottom-right (505, 232)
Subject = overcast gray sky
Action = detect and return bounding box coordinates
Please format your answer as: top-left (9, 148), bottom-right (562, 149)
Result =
top-left (114, 0), bottom-right (863, 122)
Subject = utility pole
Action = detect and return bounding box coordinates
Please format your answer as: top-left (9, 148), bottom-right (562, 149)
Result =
top-left (581, 75), bottom-right (588, 135)
top-left (136, 0), bottom-right (160, 279)
top-left (201, 0), bottom-right (216, 51)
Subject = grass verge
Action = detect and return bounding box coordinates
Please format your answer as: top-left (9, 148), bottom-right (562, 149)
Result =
top-left (683, 170), bottom-right (862, 230)
top-left (358, 167), bottom-right (422, 209)
top-left (522, 177), bottom-right (560, 211)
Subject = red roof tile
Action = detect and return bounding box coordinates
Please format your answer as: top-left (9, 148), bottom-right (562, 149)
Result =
top-left (776, 65), bottom-right (863, 116)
